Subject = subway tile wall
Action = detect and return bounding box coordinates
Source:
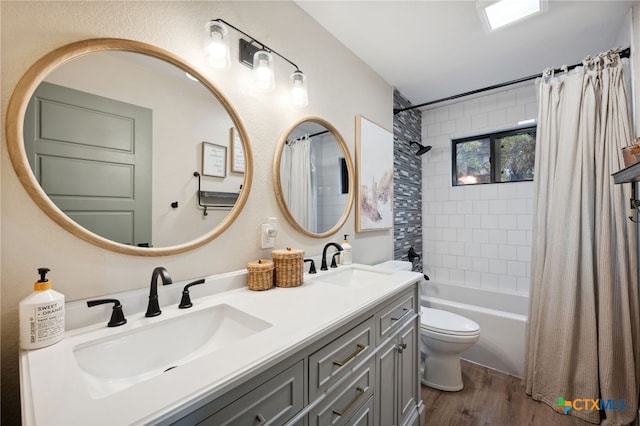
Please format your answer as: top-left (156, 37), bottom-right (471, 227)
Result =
top-left (315, 136), bottom-right (349, 232)
top-left (421, 85), bottom-right (537, 295)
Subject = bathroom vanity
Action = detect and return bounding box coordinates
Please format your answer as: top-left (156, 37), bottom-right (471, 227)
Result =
top-left (20, 264), bottom-right (423, 425)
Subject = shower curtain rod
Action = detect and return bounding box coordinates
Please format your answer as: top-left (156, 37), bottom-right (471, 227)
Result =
top-left (393, 47), bottom-right (631, 115)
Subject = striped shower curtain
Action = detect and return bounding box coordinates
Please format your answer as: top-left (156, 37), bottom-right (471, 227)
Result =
top-left (523, 49), bottom-right (639, 424)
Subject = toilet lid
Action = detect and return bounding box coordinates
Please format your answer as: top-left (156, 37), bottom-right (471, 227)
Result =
top-left (420, 307), bottom-right (480, 335)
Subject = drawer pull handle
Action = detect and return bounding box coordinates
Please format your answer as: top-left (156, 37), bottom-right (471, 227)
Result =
top-left (391, 307), bottom-right (410, 321)
top-left (333, 386), bottom-right (365, 417)
top-left (255, 413), bottom-right (266, 425)
top-left (333, 344), bottom-right (365, 367)
top-left (397, 342), bottom-right (407, 353)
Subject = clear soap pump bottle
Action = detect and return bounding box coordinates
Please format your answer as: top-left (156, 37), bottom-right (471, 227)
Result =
top-left (341, 234), bottom-right (352, 265)
top-left (19, 268), bottom-right (65, 350)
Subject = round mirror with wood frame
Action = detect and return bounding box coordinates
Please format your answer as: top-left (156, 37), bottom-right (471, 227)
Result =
top-left (273, 117), bottom-right (354, 238)
top-left (5, 38), bottom-right (253, 256)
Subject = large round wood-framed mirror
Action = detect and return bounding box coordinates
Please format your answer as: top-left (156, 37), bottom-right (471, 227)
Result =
top-left (273, 117), bottom-right (354, 238)
top-left (5, 38), bottom-right (253, 256)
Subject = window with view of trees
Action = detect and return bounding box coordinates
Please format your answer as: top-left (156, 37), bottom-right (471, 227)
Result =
top-left (452, 126), bottom-right (536, 186)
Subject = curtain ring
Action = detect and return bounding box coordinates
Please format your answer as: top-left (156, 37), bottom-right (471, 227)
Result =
top-left (582, 55), bottom-right (593, 71)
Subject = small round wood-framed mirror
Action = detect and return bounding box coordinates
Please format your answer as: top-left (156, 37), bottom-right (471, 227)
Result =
top-left (273, 117), bottom-right (354, 238)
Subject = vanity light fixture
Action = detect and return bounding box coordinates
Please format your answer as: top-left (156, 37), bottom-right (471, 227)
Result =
top-left (206, 18), bottom-right (309, 106)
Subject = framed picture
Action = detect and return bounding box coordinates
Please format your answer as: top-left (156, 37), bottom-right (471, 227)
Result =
top-left (202, 142), bottom-right (226, 177)
top-left (355, 115), bottom-right (394, 232)
top-left (230, 127), bottom-right (245, 173)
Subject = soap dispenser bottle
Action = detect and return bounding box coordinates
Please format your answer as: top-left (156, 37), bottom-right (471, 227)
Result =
top-left (341, 235), bottom-right (352, 265)
top-left (19, 268), bottom-right (65, 350)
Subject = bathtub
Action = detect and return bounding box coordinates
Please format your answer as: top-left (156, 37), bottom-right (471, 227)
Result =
top-left (421, 280), bottom-right (528, 377)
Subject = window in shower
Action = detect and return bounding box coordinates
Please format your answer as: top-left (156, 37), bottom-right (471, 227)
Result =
top-left (452, 125), bottom-right (536, 186)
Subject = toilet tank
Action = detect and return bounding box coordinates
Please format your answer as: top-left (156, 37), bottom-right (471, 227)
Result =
top-left (374, 260), bottom-right (413, 271)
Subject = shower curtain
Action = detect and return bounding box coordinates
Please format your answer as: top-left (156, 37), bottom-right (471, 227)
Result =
top-left (523, 49), bottom-right (639, 424)
top-left (281, 136), bottom-right (317, 231)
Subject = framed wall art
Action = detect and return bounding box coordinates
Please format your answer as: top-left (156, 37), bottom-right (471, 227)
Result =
top-left (202, 142), bottom-right (226, 178)
top-left (230, 127), bottom-right (245, 173)
top-left (355, 115), bottom-right (394, 232)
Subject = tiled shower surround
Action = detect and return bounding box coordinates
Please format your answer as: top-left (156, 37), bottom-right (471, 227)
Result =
top-left (421, 85), bottom-right (537, 294)
top-left (393, 90), bottom-right (423, 272)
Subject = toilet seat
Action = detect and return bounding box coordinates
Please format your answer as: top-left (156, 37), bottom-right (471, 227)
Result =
top-left (420, 307), bottom-right (480, 336)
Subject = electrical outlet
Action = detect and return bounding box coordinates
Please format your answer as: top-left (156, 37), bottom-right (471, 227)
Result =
top-left (261, 224), bottom-right (274, 249)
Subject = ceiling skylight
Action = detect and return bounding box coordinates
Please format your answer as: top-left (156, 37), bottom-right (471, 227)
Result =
top-left (481, 0), bottom-right (543, 31)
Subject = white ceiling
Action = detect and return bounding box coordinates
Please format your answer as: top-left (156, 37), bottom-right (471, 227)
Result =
top-left (295, 0), bottom-right (634, 109)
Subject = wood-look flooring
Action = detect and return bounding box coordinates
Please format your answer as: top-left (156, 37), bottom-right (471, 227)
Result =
top-left (421, 360), bottom-right (593, 426)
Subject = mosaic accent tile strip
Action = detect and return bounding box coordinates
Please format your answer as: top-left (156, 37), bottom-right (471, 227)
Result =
top-left (393, 89), bottom-right (423, 272)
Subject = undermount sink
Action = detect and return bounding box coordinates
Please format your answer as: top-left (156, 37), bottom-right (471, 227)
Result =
top-left (312, 265), bottom-right (394, 287)
top-left (73, 304), bottom-right (271, 399)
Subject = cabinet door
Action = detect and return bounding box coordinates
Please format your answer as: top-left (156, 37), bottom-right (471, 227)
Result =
top-left (377, 337), bottom-right (398, 426)
top-left (397, 322), bottom-right (419, 424)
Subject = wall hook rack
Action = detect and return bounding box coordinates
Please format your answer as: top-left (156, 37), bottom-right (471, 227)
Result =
top-left (193, 171), bottom-right (240, 217)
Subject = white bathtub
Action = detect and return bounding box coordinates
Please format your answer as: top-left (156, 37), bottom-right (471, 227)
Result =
top-left (421, 280), bottom-right (528, 377)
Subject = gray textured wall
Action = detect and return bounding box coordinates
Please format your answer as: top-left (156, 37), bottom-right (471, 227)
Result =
top-left (393, 90), bottom-right (423, 272)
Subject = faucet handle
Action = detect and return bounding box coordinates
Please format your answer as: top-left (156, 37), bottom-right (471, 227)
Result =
top-left (87, 298), bottom-right (127, 327)
top-left (304, 259), bottom-right (316, 274)
top-left (331, 252), bottom-right (341, 268)
top-left (179, 279), bottom-right (206, 309)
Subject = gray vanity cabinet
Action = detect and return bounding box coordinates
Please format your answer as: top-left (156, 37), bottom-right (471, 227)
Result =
top-left (166, 283), bottom-right (422, 426)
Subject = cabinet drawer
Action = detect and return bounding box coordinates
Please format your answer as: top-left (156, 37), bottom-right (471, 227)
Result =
top-left (344, 395), bottom-right (374, 426)
top-left (308, 360), bottom-right (375, 426)
top-left (197, 360), bottom-right (304, 426)
top-left (309, 317), bottom-right (374, 400)
top-left (376, 291), bottom-right (416, 343)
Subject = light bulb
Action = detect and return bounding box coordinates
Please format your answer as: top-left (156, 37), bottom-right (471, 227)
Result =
top-left (253, 50), bottom-right (275, 91)
top-left (290, 70), bottom-right (308, 107)
top-left (205, 21), bottom-right (230, 69)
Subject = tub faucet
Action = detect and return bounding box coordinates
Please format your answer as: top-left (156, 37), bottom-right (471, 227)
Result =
top-left (145, 266), bottom-right (173, 317)
top-left (321, 242), bottom-right (343, 271)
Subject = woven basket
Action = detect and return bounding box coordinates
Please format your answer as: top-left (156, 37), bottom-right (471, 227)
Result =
top-left (271, 247), bottom-right (304, 288)
top-left (246, 259), bottom-right (274, 291)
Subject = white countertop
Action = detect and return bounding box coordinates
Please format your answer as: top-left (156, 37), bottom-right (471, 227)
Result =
top-left (20, 263), bottom-right (421, 425)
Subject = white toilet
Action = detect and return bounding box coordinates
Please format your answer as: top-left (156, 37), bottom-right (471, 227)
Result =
top-left (420, 307), bottom-right (480, 391)
top-left (373, 260), bottom-right (481, 391)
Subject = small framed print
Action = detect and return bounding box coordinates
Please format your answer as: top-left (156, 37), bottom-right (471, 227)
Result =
top-left (230, 128), bottom-right (245, 173)
top-left (202, 142), bottom-right (226, 178)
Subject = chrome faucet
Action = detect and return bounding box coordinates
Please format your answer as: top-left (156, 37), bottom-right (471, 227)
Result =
top-left (145, 267), bottom-right (173, 317)
top-left (321, 242), bottom-right (343, 271)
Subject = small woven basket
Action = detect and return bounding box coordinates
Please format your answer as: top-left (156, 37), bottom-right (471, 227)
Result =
top-left (271, 247), bottom-right (304, 288)
top-left (246, 259), bottom-right (274, 291)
